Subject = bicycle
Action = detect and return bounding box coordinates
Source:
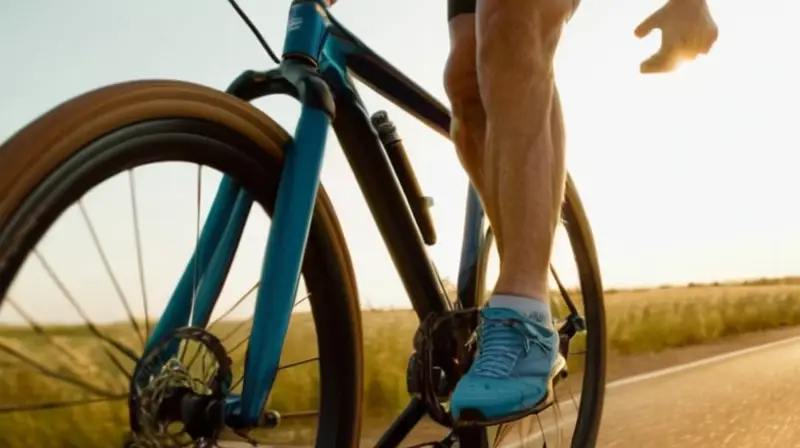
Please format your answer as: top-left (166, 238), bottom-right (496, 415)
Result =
top-left (0, 0), bottom-right (607, 446)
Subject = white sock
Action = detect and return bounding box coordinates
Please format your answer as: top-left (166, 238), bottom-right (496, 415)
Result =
top-left (489, 294), bottom-right (552, 327)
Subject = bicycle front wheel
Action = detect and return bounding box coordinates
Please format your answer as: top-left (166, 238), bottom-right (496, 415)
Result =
top-left (0, 80), bottom-right (362, 447)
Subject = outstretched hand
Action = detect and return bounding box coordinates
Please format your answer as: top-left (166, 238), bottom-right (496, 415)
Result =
top-left (635, 0), bottom-right (719, 74)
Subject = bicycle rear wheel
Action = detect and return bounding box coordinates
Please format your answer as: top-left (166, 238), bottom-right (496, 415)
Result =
top-left (0, 80), bottom-right (362, 447)
top-left (465, 175), bottom-right (606, 448)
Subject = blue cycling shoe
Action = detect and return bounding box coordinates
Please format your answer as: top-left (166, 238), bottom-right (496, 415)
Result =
top-left (450, 305), bottom-right (566, 424)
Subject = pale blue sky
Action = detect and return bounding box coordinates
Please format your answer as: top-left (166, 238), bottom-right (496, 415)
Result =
top-left (2, 0), bottom-right (799, 322)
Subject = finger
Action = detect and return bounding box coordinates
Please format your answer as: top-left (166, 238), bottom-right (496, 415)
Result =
top-left (639, 51), bottom-right (680, 74)
top-left (634, 7), bottom-right (665, 38)
top-left (699, 27), bottom-right (719, 54)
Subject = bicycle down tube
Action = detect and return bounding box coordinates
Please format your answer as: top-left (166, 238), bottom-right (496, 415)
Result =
top-left (145, 0), bottom-right (488, 428)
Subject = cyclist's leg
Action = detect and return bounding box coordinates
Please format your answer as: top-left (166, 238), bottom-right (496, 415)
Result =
top-left (481, 0), bottom-right (573, 301)
top-left (444, 0), bottom-right (505, 257)
top-left (450, 0), bottom-right (575, 421)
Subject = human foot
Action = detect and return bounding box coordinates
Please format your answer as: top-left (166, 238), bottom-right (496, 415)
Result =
top-left (450, 303), bottom-right (565, 422)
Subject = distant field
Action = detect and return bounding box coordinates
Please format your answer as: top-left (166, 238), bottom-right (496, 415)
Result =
top-left (1, 278), bottom-right (800, 447)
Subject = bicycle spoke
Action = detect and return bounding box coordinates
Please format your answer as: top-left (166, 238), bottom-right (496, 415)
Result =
top-left (200, 343), bottom-right (212, 381)
top-left (551, 390), bottom-right (564, 448)
top-left (187, 320), bottom-right (250, 373)
top-left (280, 410), bottom-right (319, 419)
top-left (0, 394), bottom-right (127, 414)
top-left (187, 284), bottom-right (314, 399)
top-left (0, 341), bottom-right (119, 398)
top-left (226, 325), bottom-right (252, 357)
top-left (550, 265), bottom-right (579, 316)
top-left (104, 348), bottom-right (133, 382)
top-left (179, 164), bottom-right (203, 364)
top-left (277, 356), bottom-right (318, 370)
top-left (32, 249), bottom-right (139, 365)
top-left (5, 297), bottom-right (81, 367)
top-left (222, 292), bottom-right (310, 355)
top-left (183, 282), bottom-right (262, 371)
top-left (536, 413), bottom-right (548, 448)
top-left (203, 361), bottom-right (219, 385)
top-left (192, 164), bottom-right (202, 318)
top-left (208, 282), bottom-right (260, 330)
top-left (78, 199), bottom-right (145, 348)
top-left (222, 292), bottom-right (311, 360)
top-left (494, 423), bottom-right (511, 446)
top-left (229, 355), bottom-right (319, 392)
top-left (220, 319), bottom-right (252, 348)
top-left (566, 382), bottom-right (579, 411)
top-left (229, 371), bottom-right (245, 392)
top-left (129, 169), bottom-right (151, 343)
top-left (294, 292), bottom-right (310, 308)
top-left (85, 340), bottom-right (133, 388)
top-left (220, 290), bottom-right (318, 424)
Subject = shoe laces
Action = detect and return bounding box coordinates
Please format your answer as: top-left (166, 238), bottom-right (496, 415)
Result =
top-left (470, 307), bottom-right (555, 379)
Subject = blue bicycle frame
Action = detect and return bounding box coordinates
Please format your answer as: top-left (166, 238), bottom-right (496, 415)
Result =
top-left (144, 0), bottom-right (487, 429)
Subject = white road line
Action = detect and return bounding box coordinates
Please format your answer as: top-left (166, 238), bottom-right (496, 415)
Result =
top-left (503, 334), bottom-right (800, 447)
top-left (607, 334), bottom-right (800, 388)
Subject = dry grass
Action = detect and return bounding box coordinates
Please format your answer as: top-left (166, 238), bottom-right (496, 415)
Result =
top-left (1, 278), bottom-right (799, 446)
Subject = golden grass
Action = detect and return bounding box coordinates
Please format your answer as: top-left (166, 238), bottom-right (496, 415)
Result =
top-left (1, 278), bottom-right (799, 446)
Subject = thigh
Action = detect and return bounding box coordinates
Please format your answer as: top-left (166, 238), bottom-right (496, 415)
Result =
top-left (476, 0), bottom-right (577, 33)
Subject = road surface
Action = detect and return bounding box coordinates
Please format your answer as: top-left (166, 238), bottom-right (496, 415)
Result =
top-left (229, 335), bottom-right (800, 447)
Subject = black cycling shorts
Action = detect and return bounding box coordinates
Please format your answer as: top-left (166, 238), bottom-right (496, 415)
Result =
top-left (447, 0), bottom-right (476, 20)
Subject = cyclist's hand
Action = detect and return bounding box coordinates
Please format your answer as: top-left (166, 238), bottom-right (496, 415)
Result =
top-left (634, 0), bottom-right (719, 74)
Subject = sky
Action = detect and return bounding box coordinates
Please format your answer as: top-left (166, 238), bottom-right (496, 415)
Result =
top-left (1, 0), bottom-right (799, 323)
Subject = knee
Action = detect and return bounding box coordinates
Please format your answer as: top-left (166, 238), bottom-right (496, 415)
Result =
top-left (444, 20), bottom-right (481, 119)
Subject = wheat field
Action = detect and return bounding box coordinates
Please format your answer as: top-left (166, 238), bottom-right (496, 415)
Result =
top-left (1, 278), bottom-right (799, 447)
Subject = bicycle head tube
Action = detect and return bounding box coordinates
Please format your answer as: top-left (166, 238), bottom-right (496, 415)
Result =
top-left (283, 0), bottom-right (332, 63)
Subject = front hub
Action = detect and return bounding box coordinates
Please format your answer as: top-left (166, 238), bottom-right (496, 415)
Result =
top-left (128, 327), bottom-right (233, 447)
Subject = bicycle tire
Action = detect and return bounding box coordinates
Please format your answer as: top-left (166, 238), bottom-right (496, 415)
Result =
top-left (0, 80), bottom-right (363, 447)
top-left (465, 175), bottom-right (606, 448)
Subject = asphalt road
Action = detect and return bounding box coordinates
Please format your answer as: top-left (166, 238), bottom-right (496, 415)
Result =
top-left (228, 335), bottom-right (800, 447)
top-left (508, 335), bottom-right (800, 447)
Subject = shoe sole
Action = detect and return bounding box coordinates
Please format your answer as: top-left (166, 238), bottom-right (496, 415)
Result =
top-left (454, 354), bottom-right (568, 427)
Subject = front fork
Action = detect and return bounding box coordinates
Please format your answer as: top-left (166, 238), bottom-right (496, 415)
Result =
top-left (238, 106), bottom-right (330, 423)
top-left (142, 71), bottom-right (333, 431)
top-left (141, 0), bottom-right (342, 431)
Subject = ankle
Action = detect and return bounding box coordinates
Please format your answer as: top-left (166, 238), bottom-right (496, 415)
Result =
top-left (493, 286), bottom-right (549, 303)
top-left (488, 294), bottom-right (552, 327)
top-left (494, 275), bottom-right (549, 301)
